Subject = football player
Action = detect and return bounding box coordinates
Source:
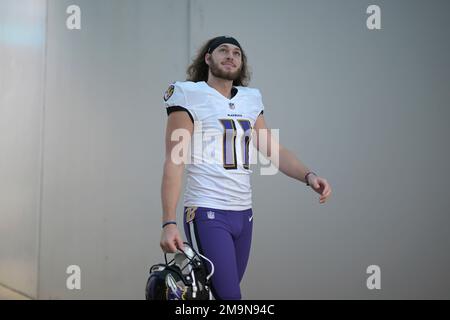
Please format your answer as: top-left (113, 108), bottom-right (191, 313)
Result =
top-left (160, 36), bottom-right (332, 300)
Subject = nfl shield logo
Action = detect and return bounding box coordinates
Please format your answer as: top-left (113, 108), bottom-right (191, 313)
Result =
top-left (229, 103), bottom-right (235, 110)
top-left (207, 211), bottom-right (215, 219)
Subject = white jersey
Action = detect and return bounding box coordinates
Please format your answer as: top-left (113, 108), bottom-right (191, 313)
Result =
top-left (163, 81), bottom-right (264, 210)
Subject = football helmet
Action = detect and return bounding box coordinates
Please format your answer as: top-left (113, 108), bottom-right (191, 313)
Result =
top-left (145, 242), bottom-right (214, 300)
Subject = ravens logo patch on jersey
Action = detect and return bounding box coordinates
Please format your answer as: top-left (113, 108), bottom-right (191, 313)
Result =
top-left (163, 84), bottom-right (175, 102)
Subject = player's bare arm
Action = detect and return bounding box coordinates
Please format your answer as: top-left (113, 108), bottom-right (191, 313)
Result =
top-left (253, 114), bottom-right (332, 204)
top-left (160, 111), bottom-right (193, 253)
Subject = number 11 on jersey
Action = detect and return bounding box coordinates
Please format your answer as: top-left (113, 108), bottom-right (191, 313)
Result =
top-left (219, 119), bottom-right (252, 170)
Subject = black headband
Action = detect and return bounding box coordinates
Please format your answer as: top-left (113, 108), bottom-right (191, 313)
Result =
top-left (207, 36), bottom-right (242, 54)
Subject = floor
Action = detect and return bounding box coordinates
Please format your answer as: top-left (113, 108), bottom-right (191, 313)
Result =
top-left (0, 284), bottom-right (31, 300)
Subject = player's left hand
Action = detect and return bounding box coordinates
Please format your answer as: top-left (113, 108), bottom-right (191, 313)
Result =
top-left (307, 175), bottom-right (332, 204)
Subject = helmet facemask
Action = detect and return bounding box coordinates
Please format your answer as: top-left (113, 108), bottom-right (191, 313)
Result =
top-left (146, 242), bottom-right (214, 300)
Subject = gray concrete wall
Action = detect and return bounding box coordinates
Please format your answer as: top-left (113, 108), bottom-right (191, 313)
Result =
top-left (38, 0), bottom-right (188, 299)
top-left (1, 0), bottom-right (449, 299)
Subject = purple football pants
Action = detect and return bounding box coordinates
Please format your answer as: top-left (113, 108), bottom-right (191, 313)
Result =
top-left (183, 206), bottom-right (253, 300)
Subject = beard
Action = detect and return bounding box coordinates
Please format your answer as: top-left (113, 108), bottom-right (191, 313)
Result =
top-left (209, 58), bottom-right (242, 81)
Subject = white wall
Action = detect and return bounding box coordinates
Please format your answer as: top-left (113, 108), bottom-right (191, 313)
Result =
top-left (38, 0), bottom-right (189, 299)
top-left (0, 0), bottom-right (47, 298)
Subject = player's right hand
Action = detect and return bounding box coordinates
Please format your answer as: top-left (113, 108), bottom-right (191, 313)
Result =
top-left (160, 224), bottom-right (184, 253)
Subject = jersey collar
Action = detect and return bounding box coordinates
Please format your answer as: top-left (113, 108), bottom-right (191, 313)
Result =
top-left (200, 81), bottom-right (240, 101)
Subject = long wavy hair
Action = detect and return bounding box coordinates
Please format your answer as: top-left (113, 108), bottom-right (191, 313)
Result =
top-left (186, 37), bottom-right (251, 86)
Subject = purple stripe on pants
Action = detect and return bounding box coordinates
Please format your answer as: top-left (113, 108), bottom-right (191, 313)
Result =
top-left (183, 206), bottom-right (253, 300)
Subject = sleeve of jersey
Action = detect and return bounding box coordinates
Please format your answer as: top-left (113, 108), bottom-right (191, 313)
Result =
top-left (163, 83), bottom-right (195, 123)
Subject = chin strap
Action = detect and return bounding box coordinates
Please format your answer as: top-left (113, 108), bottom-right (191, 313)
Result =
top-left (190, 270), bottom-right (197, 299)
top-left (173, 242), bottom-right (216, 299)
top-left (198, 252), bottom-right (215, 281)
